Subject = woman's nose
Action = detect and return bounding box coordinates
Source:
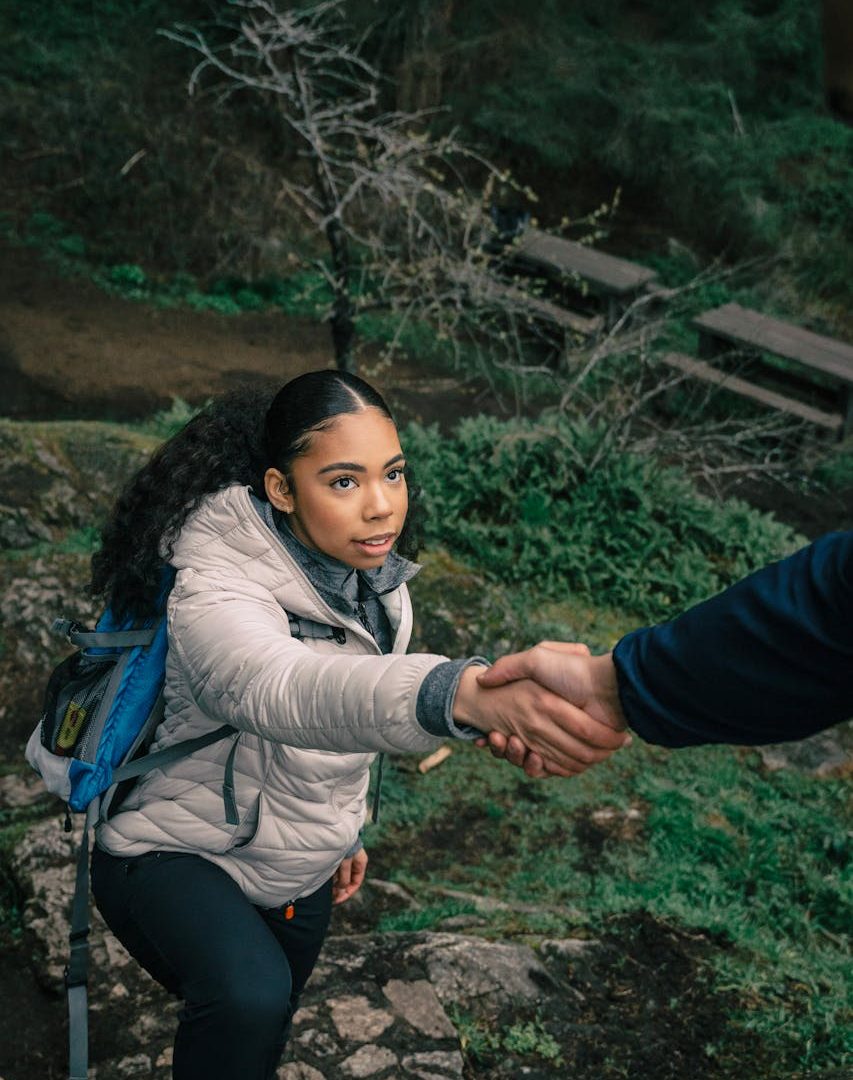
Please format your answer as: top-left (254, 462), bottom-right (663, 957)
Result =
top-left (363, 483), bottom-right (393, 518)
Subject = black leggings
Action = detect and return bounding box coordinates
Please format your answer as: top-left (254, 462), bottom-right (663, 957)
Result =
top-left (91, 845), bottom-right (332, 1080)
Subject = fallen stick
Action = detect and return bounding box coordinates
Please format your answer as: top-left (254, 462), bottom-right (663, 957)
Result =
top-left (418, 745), bottom-right (452, 774)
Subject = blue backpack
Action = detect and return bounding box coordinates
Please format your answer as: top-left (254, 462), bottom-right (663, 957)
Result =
top-left (26, 572), bottom-right (369, 1079)
top-left (26, 571), bottom-right (234, 1080)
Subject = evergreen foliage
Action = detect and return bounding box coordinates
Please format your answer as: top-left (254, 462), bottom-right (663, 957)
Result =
top-left (438, 0), bottom-right (852, 286)
top-left (406, 415), bottom-right (800, 621)
top-left (2, 0), bottom-right (850, 306)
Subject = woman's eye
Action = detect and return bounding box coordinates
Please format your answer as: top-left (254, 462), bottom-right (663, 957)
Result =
top-left (386, 467), bottom-right (405, 482)
top-left (331, 476), bottom-right (355, 491)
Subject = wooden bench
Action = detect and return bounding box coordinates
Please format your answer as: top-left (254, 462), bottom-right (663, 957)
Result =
top-left (448, 263), bottom-right (604, 338)
top-left (661, 352), bottom-right (843, 431)
top-left (484, 279), bottom-right (603, 337)
top-left (509, 227), bottom-right (658, 327)
top-left (692, 302), bottom-right (853, 438)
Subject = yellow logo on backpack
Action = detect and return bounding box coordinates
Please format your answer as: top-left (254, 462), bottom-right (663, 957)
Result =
top-left (56, 702), bottom-right (87, 753)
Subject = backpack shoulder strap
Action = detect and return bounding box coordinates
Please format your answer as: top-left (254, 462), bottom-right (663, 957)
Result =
top-left (285, 611), bottom-right (346, 645)
top-left (52, 619), bottom-right (158, 650)
top-left (110, 722), bottom-right (236, 784)
top-left (65, 723), bottom-right (235, 1080)
top-left (66, 799), bottom-right (99, 1080)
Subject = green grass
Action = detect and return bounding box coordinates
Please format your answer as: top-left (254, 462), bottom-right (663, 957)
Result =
top-left (4, 212), bottom-right (335, 317)
top-left (451, 1011), bottom-right (565, 1068)
top-left (370, 738), bottom-right (852, 1071)
top-left (377, 898), bottom-right (477, 933)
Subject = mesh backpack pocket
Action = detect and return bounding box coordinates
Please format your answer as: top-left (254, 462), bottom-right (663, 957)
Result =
top-left (40, 650), bottom-right (125, 761)
top-left (26, 618), bottom-right (162, 809)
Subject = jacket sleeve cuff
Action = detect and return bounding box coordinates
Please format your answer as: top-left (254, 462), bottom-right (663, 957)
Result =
top-left (416, 657), bottom-right (489, 740)
top-left (343, 832), bottom-right (364, 859)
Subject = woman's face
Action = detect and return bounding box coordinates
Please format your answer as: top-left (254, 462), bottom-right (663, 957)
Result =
top-left (264, 408), bottom-right (408, 570)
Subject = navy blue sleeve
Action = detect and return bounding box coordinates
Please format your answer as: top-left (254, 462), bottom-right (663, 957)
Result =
top-left (612, 532), bottom-right (853, 747)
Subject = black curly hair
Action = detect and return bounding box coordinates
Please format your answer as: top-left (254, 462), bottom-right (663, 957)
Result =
top-left (90, 370), bottom-right (421, 621)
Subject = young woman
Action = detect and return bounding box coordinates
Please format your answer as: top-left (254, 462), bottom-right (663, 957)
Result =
top-left (88, 369), bottom-right (619, 1080)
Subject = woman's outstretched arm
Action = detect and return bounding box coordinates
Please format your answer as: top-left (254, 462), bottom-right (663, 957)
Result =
top-left (167, 570), bottom-right (628, 771)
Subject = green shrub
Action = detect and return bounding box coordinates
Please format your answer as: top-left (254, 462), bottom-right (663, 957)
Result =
top-left (405, 415), bottom-right (801, 621)
top-left (446, 0), bottom-right (851, 302)
top-left (106, 263), bottom-right (148, 289)
top-left (25, 210), bottom-right (67, 242)
top-left (811, 441), bottom-right (853, 493)
top-left (137, 397), bottom-right (207, 439)
top-left (453, 1011), bottom-right (564, 1067)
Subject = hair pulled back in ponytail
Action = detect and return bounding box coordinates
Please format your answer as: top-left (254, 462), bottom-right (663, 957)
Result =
top-left (263, 369), bottom-right (391, 473)
top-left (90, 369), bottom-right (421, 621)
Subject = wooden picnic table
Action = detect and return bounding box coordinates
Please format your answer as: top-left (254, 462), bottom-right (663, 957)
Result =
top-left (483, 279), bottom-right (603, 337)
top-left (693, 302), bottom-right (853, 438)
top-left (509, 228), bottom-right (657, 327)
top-left (661, 352), bottom-right (843, 431)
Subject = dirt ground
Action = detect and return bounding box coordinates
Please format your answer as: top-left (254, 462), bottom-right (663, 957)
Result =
top-left (0, 241), bottom-right (488, 432)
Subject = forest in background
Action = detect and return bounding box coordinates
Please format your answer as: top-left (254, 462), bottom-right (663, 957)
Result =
top-left (2, 0), bottom-right (852, 319)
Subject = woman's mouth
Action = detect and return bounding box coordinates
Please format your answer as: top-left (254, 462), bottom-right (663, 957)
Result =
top-left (353, 533), bottom-right (395, 556)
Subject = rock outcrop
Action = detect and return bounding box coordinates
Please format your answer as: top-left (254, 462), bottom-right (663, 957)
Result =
top-left (7, 816), bottom-right (581, 1079)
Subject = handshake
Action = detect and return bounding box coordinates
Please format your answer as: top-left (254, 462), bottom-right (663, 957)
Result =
top-left (454, 643), bottom-right (629, 779)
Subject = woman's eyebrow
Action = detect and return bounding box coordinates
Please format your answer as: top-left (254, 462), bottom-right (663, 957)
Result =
top-left (317, 453), bottom-right (405, 475)
top-left (317, 461), bottom-right (365, 474)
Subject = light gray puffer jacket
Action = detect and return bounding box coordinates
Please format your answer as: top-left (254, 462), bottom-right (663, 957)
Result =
top-left (97, 484), bottom-right (446, 907)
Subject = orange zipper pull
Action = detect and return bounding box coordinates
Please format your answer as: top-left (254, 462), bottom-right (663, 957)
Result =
top-left (284, 902), bottom-right (295, 920)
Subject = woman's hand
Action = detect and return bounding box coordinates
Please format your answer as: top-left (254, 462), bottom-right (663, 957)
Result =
top-left (453, 655), bottom-right (630, 778)
top-left (333, 848), bottom-right (368, 904)
top-left (472, 642), bottom-right (629, 777)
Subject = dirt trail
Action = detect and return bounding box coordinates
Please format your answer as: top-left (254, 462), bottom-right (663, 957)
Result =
top-left (1, 241), bottom-right (848, 537)
top-left (0, 242), bottom-right (484, 428)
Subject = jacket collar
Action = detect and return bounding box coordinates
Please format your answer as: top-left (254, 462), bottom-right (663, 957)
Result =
top-left (250, 494), bottom-right (419, 619)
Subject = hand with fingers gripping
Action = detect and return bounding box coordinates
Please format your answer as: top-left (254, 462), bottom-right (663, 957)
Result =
top-left (471, 642), bottom-right (629, 777)
top-left (333, 847), bottom-right (368, 905)
top-left (451, 644), bottom-right (630, 779)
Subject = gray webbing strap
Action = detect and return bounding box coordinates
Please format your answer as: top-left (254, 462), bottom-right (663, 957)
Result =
top-left (71, 628), bottom-right (157, 649)
top-left (65, 725), bottom-right (236, 1079)
top-left (75, 653), bottom-right (134, 766)
top-left (371, 752), bottom-right (385, 825)
top-left (66, 800), bottom-right (99, 1080)
top-left (52, 619), bottom-right (158, 650)
top-left (67, 979), bottom-right (88, 1080)
top-left (111, 724), bottom-right (236, 782)
top-left (223, 736), bottom-right (241, 826)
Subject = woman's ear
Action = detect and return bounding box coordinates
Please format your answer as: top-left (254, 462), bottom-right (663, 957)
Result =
top-left (264, 468), bottom-right (293, 513)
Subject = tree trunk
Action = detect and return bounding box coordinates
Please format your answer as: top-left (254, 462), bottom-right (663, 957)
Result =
top-left (325, 216), bottom-right (356, 372)
top-left (396, 0), bottom-right (454, 112)
top-left (823, 0), bottom-right (853, 123)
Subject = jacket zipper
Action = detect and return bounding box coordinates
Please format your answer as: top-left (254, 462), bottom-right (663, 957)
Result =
top-left (259, 509), bottom-right (387, 655)
top-left (356, 602), bottom-right (372, 637)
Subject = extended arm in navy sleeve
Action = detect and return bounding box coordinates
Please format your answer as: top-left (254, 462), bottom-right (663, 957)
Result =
top-left (612, 532), bottom-right (853, 747)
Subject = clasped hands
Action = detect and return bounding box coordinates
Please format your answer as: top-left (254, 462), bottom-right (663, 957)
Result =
top-left (453, 642), bottom-right (629, 779)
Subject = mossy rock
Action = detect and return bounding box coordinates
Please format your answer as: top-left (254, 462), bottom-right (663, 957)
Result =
top-left (0, 419), bottom-right (158, 549)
